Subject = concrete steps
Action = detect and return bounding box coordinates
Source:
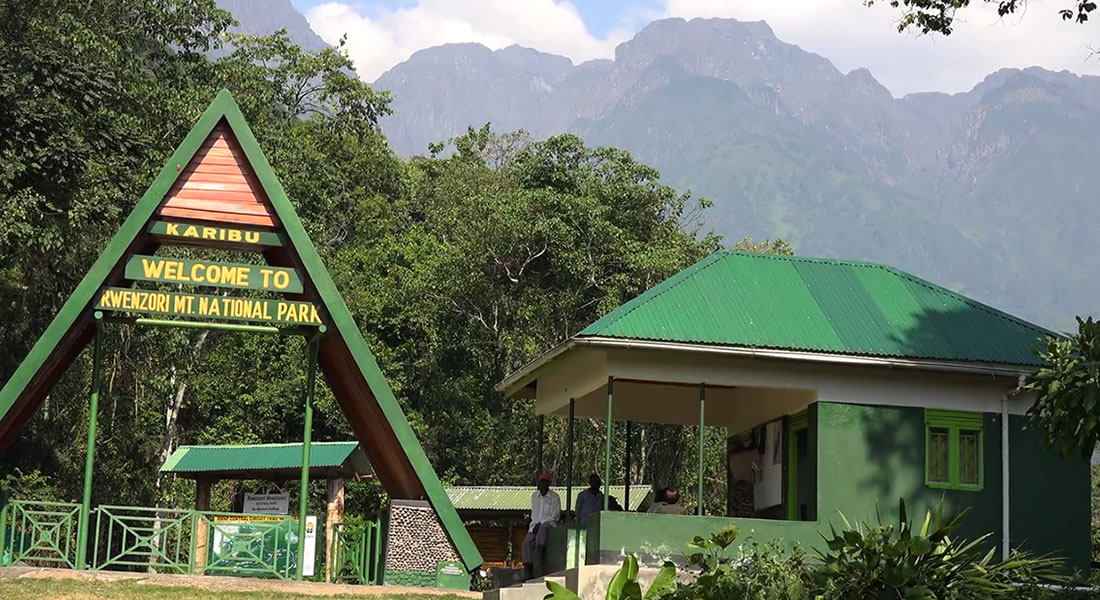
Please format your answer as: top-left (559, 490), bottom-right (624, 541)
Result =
top-left (485, 565), bottom-right (678, 600)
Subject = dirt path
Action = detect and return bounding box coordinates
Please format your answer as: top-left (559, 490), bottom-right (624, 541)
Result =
top-left (0, 566), bottom-right (481, 598)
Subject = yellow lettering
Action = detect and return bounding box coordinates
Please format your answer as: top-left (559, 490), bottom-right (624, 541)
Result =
top-left (262, 302), bottom-right (272, 320)
top-left (309, 305), bottom-right (320, 324)
top-left (172, 295), bottom-right (187, 313)
top-left (277, 303), bottom-right (288, 321)
top-left (165, 223), bottom-right (179, 236)
top-left (228, 229), bottom-right (242, 242)
top-left (237, 266), bottom-right (251, 287)
top-left (202, 227), bottom-right (216, 240)
top-left (141, 258), bottom-right (165, 280)
top-left (160, 261), bottom-right (174, 281)
top-left (188, 263), bottom-right (204, 284)
top-left (183, 225), bottom-right (198, 238)
top-left (260, 268), bottom-right (273, 288)
top-left (245, 231), bottom-right (260, 244)
top-left (273, 271), bottom-right (290, 290)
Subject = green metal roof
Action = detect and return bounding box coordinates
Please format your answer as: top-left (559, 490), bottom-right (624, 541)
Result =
top-left (580, 252), bottom-right (1053, 367)
top-left (445, 486), bottom-right (650, 512)
top-left (160, 442), bottom-right (369, 475)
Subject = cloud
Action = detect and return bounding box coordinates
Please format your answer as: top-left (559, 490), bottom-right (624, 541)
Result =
top-left (305, 0), bottom-right (1100, 94)
top-left (306, 0), bottom-right (634, 82)
top-left (660, 0), bottom-right (1100, 95)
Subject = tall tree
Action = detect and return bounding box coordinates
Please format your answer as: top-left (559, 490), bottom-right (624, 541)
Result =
top-left (1025, 316), bottom-right (1100, 458)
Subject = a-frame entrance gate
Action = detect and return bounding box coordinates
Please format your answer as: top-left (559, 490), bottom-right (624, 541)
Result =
top-left (0, 90), bottom-right (482, 581)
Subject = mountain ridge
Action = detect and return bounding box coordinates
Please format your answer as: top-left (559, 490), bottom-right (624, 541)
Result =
top-left (217, 3), bottom-right (1094, 330)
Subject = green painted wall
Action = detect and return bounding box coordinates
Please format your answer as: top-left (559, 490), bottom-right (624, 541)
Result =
top-left (816, 402), bottom-right (1002, 546)
top-left (384, 570), bottom-right (437, 587)
top-left (1008, 414), bottom-right (1090, 570)
top-left (544, 524), bottom-right (587, 573)
top-left (567, 403), bottom-right (1089, 572)
top-left (816, 402), bottom-right (1089, 571)
top-left (588, 511), bottom-right (821, 566)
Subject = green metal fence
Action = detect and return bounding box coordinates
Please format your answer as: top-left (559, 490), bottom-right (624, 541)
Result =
top-left (91, 505), bottom-right (191, 573)
top-left (192, 512), bottom-right (298, 579)
top-left (328, 519), bottom-right (380, 584)
top-left (0, 500), bottom-right (82, 569)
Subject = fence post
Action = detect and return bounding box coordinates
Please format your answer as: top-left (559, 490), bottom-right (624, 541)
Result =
top-left (296, 336), bottom-right (320, 580)
top-left (76, 315), bottom-right (104, 570)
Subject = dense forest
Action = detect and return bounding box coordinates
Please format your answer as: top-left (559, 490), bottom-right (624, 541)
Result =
top-left (0, 0), bottom-right (785, 517)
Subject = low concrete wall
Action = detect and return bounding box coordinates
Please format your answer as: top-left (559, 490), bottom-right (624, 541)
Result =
top-left (585, 512), bottom-right (822, 566)
top-left (543, 524), bottom-right (587, 573)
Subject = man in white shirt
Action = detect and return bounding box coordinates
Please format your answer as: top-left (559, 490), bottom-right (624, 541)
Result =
top-left (574, 473), bottom-right (604, 524)
top-left (522, 472), bottom-right (561, 579)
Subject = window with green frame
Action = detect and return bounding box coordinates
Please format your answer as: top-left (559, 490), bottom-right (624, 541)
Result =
top-left (924, 409), bottom-right (983, 490)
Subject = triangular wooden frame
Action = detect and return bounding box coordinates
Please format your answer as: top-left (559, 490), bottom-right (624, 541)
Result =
top-left (0, 90), bottom-right (482, 569)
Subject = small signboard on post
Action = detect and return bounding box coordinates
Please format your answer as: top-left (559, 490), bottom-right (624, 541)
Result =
top-left (436, 560), bottom-right (469, 590)
top-left (302, 516), bottom-right (318, 577)
top-left (244, 492), bottom-right (289, 515)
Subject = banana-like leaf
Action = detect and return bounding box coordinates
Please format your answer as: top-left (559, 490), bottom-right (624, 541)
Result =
top-left (545, 580), bottom-right (582, 600)
top-left (642, 562), bottom-right (677, 600)
top-left (607, 555), bottom-right (639, 600)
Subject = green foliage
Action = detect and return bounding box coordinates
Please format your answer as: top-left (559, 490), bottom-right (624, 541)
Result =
top-left (1025, 316), bottom-right (1100, 459)
top-left (544, 555), bottom-right (677, 600)
top-left (732, 237), bottom-right (795, 256)
top-left (0, 0), bottom-right (737, 519)
top-left (814, 499), bottom-right (1063, 599)
top-left (0, 469), bottom-right (60, 504)
top-left (664, 525), bottom-right (810, 600)
top-left (862, 0), bottom-right (1097, 35)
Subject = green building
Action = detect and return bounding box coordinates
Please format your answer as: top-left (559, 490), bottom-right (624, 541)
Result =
top-left (498, 251), bottom-right (1090, 572)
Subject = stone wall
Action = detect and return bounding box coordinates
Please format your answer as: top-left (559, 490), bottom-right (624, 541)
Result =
top-left (383, 499), bottom-right (461, 584)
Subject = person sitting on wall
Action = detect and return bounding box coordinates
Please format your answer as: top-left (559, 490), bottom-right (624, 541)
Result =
top-left (574, 473), bottom-right (604, 524)
top-left (655, 488), bottom-right (688, 515)
top-left (523, 472), bottom-right (561, 580)
top-left (646, 487), bottom-right (669, 513)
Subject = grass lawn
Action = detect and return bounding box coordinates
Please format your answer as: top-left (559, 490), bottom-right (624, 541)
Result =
top-left (0, 578), bottom-right (474, 600)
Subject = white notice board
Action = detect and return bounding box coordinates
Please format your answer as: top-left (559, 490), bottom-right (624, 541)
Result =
top-left (243, 492), bottom-right (289, 515)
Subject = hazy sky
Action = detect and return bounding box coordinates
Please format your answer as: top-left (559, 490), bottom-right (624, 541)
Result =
top-left (291, 0), bottom-right (1100, 95)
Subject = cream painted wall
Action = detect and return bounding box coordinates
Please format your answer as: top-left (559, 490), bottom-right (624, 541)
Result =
top-left (532, 345), bottom-right (1031, 432)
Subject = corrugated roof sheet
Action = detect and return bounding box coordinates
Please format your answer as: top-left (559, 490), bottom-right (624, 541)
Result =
top-left (445, 486), bottom-right (650, 512)
top-left (580, 252), bottom-right (1053, 367)
top-left (160, 442), bottom-right (368, 474)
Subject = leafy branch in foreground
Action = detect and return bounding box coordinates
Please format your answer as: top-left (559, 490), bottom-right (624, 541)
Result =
top-left (1025, 316), bottom-right (1100, 459)
top-left (863, 0), bottom-right (1097, 35)
top-left (543, 554), bottom-right (676, 600)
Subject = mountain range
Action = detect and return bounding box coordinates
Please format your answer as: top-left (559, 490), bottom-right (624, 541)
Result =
top-left (222, 2), bottom-right (1097, 331)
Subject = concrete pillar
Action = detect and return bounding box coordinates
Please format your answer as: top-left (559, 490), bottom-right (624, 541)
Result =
top-left (325, 477), bottom-right (345, 582)
top-left (193, 477), bottom-right (214, 570)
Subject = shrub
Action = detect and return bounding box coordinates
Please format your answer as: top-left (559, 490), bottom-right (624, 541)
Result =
top-left (663, 525), bottom-right (811, 600)
top-left (814, 499), bottom-right (1064, 600)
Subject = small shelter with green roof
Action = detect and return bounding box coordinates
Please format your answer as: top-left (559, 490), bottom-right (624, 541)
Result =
top-left (499, 251), bottom-right (1089, 573)
top-left (160, 442), bottom-right (372, 582)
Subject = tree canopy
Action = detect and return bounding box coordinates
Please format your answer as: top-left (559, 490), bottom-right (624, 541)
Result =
top-left (0, 0), bottom-right (784, 516)
top-left (864, 0), bottom-right (1097, 34)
